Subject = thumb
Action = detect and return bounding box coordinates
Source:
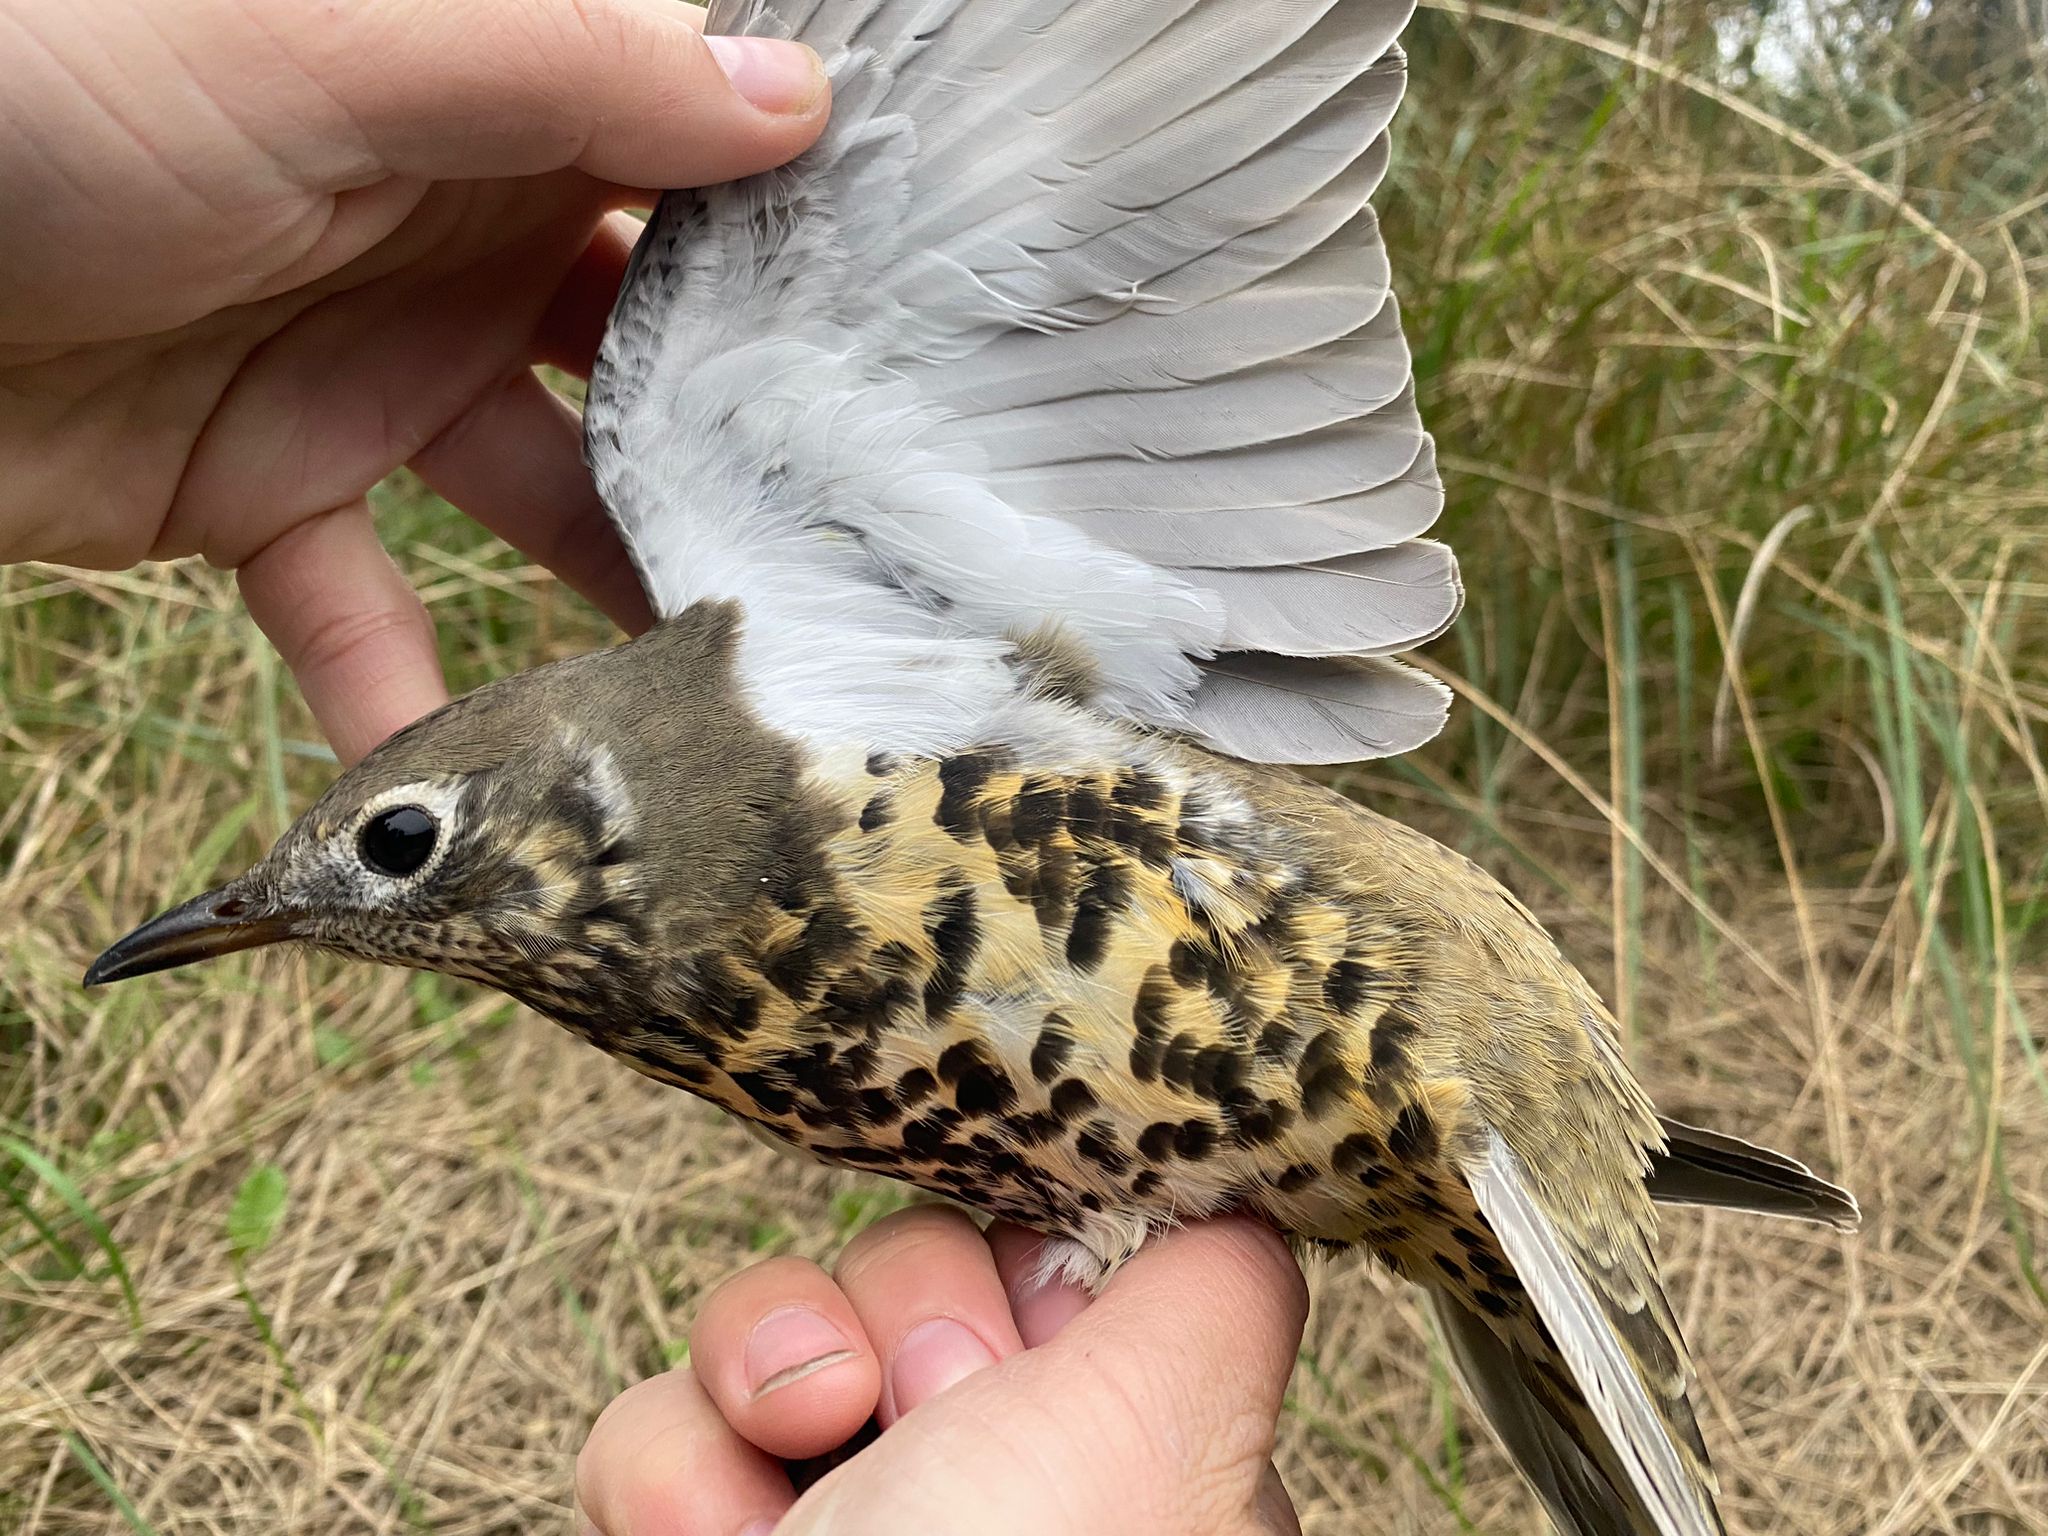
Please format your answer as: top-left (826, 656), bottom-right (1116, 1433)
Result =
top-left (1049, 1216), bottom-right (1310, 1443)
top-left (781, 1219), bottom-right (1308, 1536)
top-left (289, 0), bottom-right (830, 187)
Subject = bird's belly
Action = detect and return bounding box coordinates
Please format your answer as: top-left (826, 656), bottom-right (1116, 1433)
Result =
top-left (571, 745), bottom-right (1542, 1296)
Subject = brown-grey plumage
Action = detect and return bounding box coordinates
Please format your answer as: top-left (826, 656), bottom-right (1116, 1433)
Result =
top-left (84, 3), bottom-right (1861, 1534)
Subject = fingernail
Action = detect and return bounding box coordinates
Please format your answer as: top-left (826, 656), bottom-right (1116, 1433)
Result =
top-left (745, 1305), bottom-right (858, 1399)
top-left (889, 1318), bottom-right (996, 1417)
top-left (706, 36), bottom-right (827, 116)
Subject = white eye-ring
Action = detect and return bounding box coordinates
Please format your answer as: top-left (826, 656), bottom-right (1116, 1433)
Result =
top-left (352, 782), bottom-right (464, 883)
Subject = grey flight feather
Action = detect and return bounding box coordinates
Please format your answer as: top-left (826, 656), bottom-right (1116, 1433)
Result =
top-left (1426, 1286), bottom-right (1643, 1536)
top-left (1467, 1130), bottom-right (1725, 1536)
top-left (586, 0), bottom-right (1457, 764)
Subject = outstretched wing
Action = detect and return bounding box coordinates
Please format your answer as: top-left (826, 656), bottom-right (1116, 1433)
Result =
top-left (587, 0), bottom-right (1458, 764)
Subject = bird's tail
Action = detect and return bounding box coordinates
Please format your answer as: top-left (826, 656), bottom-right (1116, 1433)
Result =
top-left (1647, 1117), bottom-right (1861, 1230)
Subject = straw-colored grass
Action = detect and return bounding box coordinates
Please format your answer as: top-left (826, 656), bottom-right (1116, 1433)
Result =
top-left (5, 4), bottom-right (2044, 1532)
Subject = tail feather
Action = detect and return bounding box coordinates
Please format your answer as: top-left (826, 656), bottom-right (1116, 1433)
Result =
top-left (1649, 1117), bottom-right (1860, 1230)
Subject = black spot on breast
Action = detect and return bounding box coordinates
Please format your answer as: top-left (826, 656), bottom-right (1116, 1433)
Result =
top-left (865, 752), bottom-right (896, 777)
top-left (761, 906), bottom-right (860, 1002)
top-left (831, 1144), bottom-right (903, 1167)
top-left (1128, 968), bottom-right (1174, 1082)
top-left (1066, 781), bottom-right (1110, 839)
top-left (777, 1043), bottom-right (854, 1110)
top-left (935, 753), bottom-right (1003, 841)
top-left (900, 1113), bottom-right (955, 1158)
top-left (894, 1067), bottom-right (937, 1107)
top-left (1011, 779), bottom-right (1065, 847)
top-left (1225, 1096), bottom-right (1293, 1146)
top-left (1137, 1122), bottom-right (1176, 1161)
top-left (1332, 1131), bottom-right (1385, 1178)
top-left (936, 1039), bottom-right (988, 1085)
top-left (859, 794), bottom-right (891, 833)
top-left (855, 1087), bottom-right (905, 1127)
top-left (1021, 844), bottom-right (1077, 932)
top-left (1075, 1121), bottom-right (1130, 1176)
top-left (1110, 771), bottom-right (1167, 812)
top-left (1295, 1029), bottom-right (1354, 1118)
top-left (1065, 860), bottom-right (1131, 972)
top-left (1168, 938), bottom-right (1219, 991)
top-left (728, 1070), bottom-right (794, 1117)
top-left (1131, 1170), bottom-right (1163, 1199)
top-left (1105, 803), bottom-right (1174, 868)
top-left (818, 971), bottom-right (915, 1038)
top-left (1324, 959), bottom-right (1376, 1017)
top-left (922, 888), bottom-right (980, 1019)
top-left (1004, 1111), bottom-right (1065, 1147)
top-left (1474, 1289), bottom-right (1515, 1319)
top-left (1030, 1019), bottom-right (1075, 1083)
top-left (1173, 1119), bottom-right (1217, 1161)
top-left (1049, 1078), bottom-right (1097, 1121)
top-left (1191, 1045), bottom-right (1248, 1101)
top-left (1433, 1254), bottom-right (1466, 1282)
top-left (1390, 1101), bottom-right (1440, 1164)
top-left (938, 1041), bottom-right (1017, 1117)
top-left (1160, 1032), bottom-right (1202, 1092)
top-left (1274, 1162), bottom-right (1318, 1193)
top-left (874, 940), bottom-right (918, 973)
top-left (1369, 1003), bottom-right (1425, 1082)
top-left (1255, 1021), bottom-right (1298, 1061)
top-left (694, 964), bottom-right (762, 1039)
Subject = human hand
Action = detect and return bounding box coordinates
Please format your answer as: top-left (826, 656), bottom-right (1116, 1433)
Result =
top-left (1, 0), bottom-right (829, 762)
top-left (574, 1207), bottom-right (1310, 1535)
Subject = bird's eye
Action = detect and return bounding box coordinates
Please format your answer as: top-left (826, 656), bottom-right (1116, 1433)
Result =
top-left (358, 806), bottom-right (438, 878)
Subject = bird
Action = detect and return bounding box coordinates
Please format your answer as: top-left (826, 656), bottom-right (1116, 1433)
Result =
top-left (84, 1), bottom-right (1860, 1532)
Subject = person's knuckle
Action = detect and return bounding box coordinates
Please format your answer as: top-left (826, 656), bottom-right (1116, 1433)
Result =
top-left (282, 600), bottom-right (432, 679)
top-left (834, 1204), bottom-right (976, 1285)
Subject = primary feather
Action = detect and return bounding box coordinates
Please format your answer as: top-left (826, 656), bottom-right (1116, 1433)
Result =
top-left (585, 0), bottom-right (1456, 764)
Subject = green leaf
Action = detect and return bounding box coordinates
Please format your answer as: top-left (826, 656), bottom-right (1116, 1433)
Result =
top-left (312, 1025), bottom-right (356, 1068)
top-left (65, 1433), bottom-right (160, 1536)
top-left (227, 1164), bottom-right (288, 1261)
top-left (0, 1132), bottom-right (141, 1328)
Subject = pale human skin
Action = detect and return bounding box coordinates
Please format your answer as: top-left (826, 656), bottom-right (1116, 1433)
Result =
top-left (2, 2), bottom-right (1312, 1529)
top-left (579, 1209), bottom-right (1310, 1536)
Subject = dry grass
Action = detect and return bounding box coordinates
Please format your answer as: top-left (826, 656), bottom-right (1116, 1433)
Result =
top-left (5, 4), bottom-right (2046, 1533)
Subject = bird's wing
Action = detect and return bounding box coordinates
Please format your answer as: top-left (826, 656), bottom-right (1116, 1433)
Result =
top-left (586, 0), bottom-right (1457, 764)
top-left (1464, 1129), bottom-right (1726, 1536)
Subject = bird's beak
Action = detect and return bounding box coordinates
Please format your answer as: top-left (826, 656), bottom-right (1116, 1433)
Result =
top-left (84, 884), bottom-right (300, 986)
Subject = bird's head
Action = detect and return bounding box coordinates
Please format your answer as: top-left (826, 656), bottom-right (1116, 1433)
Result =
top-left (85, 605), bottom-right (803, 1000)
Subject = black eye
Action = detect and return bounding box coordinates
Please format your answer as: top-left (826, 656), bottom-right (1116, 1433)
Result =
top-left (359, 805), bottom-right (438, 878)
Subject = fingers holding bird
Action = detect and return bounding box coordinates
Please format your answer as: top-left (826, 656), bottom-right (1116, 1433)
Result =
top-left (575, 1211), bottom-right (1306, 1536)
top-left (580, 1207), bottom-right (1035, 1535)
top-left (831, 1206), bottom-right (1027, 1425)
